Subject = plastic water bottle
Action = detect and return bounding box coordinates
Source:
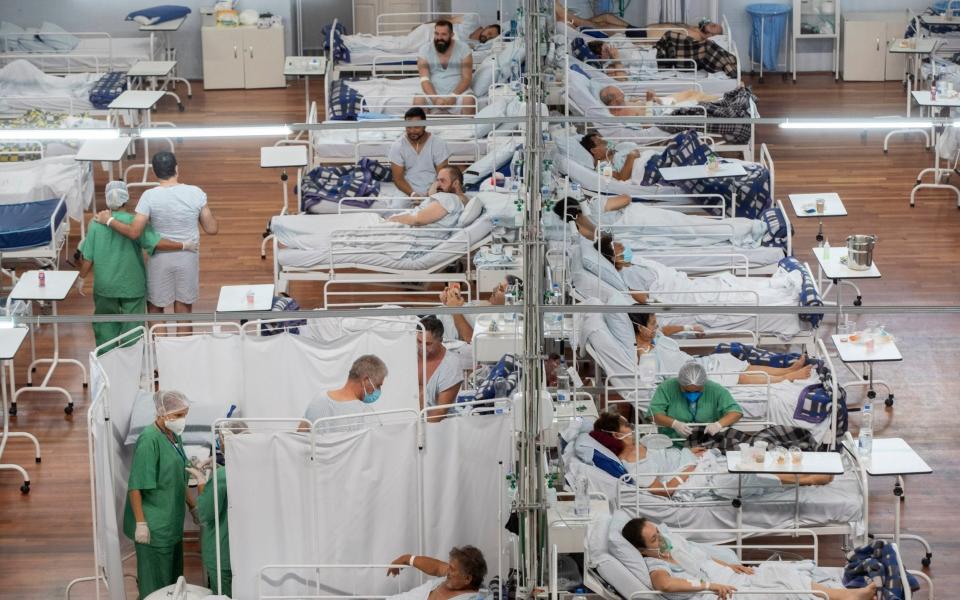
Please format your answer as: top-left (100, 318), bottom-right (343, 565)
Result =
top-left (573, 474), bottom-right (590, 516)
top-left (551, 284), bottom-right (564, 324)
top-left (570, 181), bottom-right (582, 201)
top-left (556, 358), bottom-right (570, 403)
top-left (858, 403), bottom-right (873, 460)
top-left (510, 58), bottom-right (521, 84)
top-left (823, 238), bottom-right (831, 260)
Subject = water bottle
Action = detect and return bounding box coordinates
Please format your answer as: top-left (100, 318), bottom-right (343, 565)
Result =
top-left (556, 358), bottom-right (570, 402)
top-left (570, 181), bottom-right (582, 201)
top-left (858, 403), bottom-right (873, 460)
top-left (823, 238), bottom-right (831, 260)
top-left (573, 474), bottom-right (590, 516)
top-left (510, 58), bottom-right (521, 84)
top-left (551, 284), bottom-right (563, 324)
top-left (509, 149), bottom-right (521, 182)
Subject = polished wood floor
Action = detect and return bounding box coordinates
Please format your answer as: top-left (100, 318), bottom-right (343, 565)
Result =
top-left (1, 73), bottom-right (959, 598)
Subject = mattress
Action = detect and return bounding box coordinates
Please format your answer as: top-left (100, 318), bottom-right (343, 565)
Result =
top-left (0, 198), bottom-right (66, 251)
top-left (2, 37), bottom-right (154, 72)
top-left (277, 214), bottom-right (493, 270)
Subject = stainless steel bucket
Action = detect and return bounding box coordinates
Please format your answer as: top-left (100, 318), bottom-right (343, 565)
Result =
top-left (846, 234), bottom-right (877, 271)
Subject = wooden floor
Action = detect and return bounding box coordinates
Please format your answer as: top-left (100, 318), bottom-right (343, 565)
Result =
top-left (2, 73), bottom-right (959, 598)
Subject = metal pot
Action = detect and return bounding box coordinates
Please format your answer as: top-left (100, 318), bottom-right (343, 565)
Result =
top-left (846, 234), bottom-right (877, 271)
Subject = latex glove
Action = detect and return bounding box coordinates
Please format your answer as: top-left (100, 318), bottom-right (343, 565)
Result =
top-left (705, 421), bottom-right (723, 436)
top-left (186, 466), bottom-right (207, 484)
top-left (181, 239), bottom-right (199, 253)
top-left (75, 277), bottom-right (86, 297)
top-left (190, 506), bottom-right (200, 525)
top-left (135, 521), bottom-right (150, 544)
top-left (671, 419), bottom-right (694, 437)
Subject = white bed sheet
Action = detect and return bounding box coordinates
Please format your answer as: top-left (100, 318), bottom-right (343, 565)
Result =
top-left (1, 37), bottom-right (153, 72)
top-left (0, 59), bottom-right (98, 112)
top-left (345, 77), bottom-right (489, 115)
top-left (276, 214), bottom-right (493, 270)
top-left (311, 125), bottom-right (488, 161)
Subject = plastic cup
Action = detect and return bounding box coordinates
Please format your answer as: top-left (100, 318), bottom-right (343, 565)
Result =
top-left (753, 441), bottom-right (768, 464)
top-left (790, 446), bottom-right (803, 465)
top-left (738, 443), bottom-right (751, 465)
top-left (815, 197), bottom-right (825, 214)
top-left (774, 446), bottom-right (788, 466)
top-left (865, 333), bottom-right (876, 354)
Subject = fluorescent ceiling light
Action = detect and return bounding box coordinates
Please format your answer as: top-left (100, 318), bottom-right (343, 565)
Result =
top-left (140, 126), bottom-right (291, 138)
top-left (780, 120), bottom-right (933, 130)
top-left (0, 128), bottom-right (119, 140)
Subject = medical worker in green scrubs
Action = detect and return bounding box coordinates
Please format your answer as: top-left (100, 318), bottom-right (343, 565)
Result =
top-left (192, 421), bottom-right (247, 597)
top-left (123, 390), bottom-right (197, 598)
top-left (77, 180), bottom-right (196, 352)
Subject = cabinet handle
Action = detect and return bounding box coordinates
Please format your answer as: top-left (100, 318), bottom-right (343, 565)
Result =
top-left (876, 38), bottom-right (880, 51)
top-left (249, 45), bottom-right (254, 59)
top-left (233, 45), bottom-right (238, 59)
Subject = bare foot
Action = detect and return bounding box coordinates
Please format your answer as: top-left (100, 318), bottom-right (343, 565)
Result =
top-left (789, 355), bottom-right (808, 369)
top-left (785, 365), bottom-right (813, 381)
top-left (852, 582), bottom-right (878, 600)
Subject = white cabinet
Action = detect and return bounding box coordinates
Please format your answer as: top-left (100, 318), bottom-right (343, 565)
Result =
top-left (354, 0), bottom-right (424, 35)
top-left (792, 0), bottom-right (841, 80)
top-left (202, 26), bottom-right (285, 90)
top-left (842, 12), bottom-right (909, 82)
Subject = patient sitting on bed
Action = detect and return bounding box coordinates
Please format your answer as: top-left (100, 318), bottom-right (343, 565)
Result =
top-left (386, 546), bottom-right (487, 600)
top-left (388, 166), bottom-right (469, 227)
top-left (621, 517), bottom-right (876, 600)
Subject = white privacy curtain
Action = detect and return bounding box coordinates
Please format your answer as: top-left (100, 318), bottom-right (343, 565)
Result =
top-left (228, 415), bottom-right (513, 600)
top-left (89, 339), bottom-right (149, 600)
top-left (156, 334), bottom-right (243, 417)
top-left (241, 328), bottom-right (419, 418)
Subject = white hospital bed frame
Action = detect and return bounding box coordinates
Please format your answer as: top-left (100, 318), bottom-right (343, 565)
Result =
top-left (0, 31), bottom-right (159, 75)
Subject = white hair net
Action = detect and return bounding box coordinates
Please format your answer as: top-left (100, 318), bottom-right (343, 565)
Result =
top-left (677, 361), bottom-right (707, 387)
top-left (154, 390), bottom-right (191, 416)
top-left (105, 180), bottom-right (130, 209)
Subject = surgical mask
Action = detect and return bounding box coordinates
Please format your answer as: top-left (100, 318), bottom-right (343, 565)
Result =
top-left (683, 391), bottom-right (702, 403)
top-left (165, 417), bottom-right (187, 436)
top-left (361, 379), bottom-right (381, 404)
top-left (621, 247), bottom-right (633, 264)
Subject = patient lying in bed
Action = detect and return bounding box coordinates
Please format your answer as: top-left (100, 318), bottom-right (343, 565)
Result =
top-left (599, 85), bottom-right (720, 117)
top-left (621, 517), bottom-right (877, 600)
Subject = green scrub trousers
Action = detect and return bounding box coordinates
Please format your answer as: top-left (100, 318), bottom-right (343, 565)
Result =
top-left (134, 540), bottom-right (184, 598)
top-left (92, 294), bottom-right (146, 351)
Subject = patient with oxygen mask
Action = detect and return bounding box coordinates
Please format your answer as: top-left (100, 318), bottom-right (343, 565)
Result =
top-left (622, 517), bottom-right (877, 600)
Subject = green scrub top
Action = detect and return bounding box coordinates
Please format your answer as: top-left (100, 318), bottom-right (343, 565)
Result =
top-left (79, 211), bottom-right (161, 298)
top-left (197, 465), bottom-right (230, 574)
top-left (123, 423), bottom-right (189, 547)
top-left (647, 379), bottom-right (743, 444)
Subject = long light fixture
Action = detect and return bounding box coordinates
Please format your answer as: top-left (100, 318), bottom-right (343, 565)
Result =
top-left (0, 128), bottom-right (120, 140)
top-left (139, 125), bottom-right (291, 138)
top-left (780, 120), bottom-right (933, 130)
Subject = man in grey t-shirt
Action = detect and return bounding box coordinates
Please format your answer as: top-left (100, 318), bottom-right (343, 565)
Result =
top-left (303, 354), bottom-right (388, 432)
top-left (96, 151), bottom-right (219, 313)
top-left (413, 19), bottom-right (475, 115)
top-left (388, 107), bottom-right (451, 206)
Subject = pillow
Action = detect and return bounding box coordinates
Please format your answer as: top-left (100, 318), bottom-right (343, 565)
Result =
top-left (38, 22), bottom-right (80, 52)
top-left (472, 57), bottom-right (495, 97)
top-left (17, 28), bottom-right (50, 53)
top-left (607, 510), bottom-right (653, 589)
top-left (456, 195), bottom-right (484, 227)
top-left (0, 22), bottom-right (26, 51)
top-left (580, 236), bottom-right (628, 291)
top-left (474, 191), bottom-right (514, 220)
top-left (472, 98), bottom-right (507, 137)
top-left (573, 432), bottom-right (629, 481)
top-left (551, 127), bottom-right (594, 169)
top-left (603, 294), bottom-right (636, 353)
top-left (125, 5), bottom-right (193, 25)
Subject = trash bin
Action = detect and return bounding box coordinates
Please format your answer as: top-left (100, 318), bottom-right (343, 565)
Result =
top-left (746, 3), bottom-right (791, 75)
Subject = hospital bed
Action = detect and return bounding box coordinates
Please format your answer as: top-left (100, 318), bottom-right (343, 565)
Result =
top-left (270, 210), bottom-right (493, 297)
top-left (579, 513), bottom-right (929, 600)
top-left (0, 196), bottom-right (69, 282)
top-left (562, 431), bottom-right (866, 546)
top-left (0, 30), bottom-right (157, 74)
top-left (0, 60), bottom-right (116, 116)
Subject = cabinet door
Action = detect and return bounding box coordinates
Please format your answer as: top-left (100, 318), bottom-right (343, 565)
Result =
top-left (242, 27), bottom-right (286, 89)
top-left (885, 19), bottom-right (908, 80)
top-left (202, 27), bottom-right (245, 90)
top-left (842, 20), bottom-right (885, 81)
top-left (355, 0), bottom-right (377, 34)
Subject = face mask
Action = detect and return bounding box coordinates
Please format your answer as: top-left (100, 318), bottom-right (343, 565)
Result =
top-left (361, 379), bottom-right (382, 404)
top-left (621, 247), bottom-right (634, 264)
top-left (165, 417), bottom-right (187, 436)
top-left (659, 534), bottom-right (674, 554)
top-left (683, 391), bottom-right (702, 403)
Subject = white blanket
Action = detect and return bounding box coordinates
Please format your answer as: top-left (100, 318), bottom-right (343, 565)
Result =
top-left (0, 154), bottom-right (93, 221)
top-left (0, 59), bottom-right (98, 112)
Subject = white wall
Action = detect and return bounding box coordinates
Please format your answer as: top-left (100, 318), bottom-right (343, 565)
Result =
top-left (718, 0), bottom-right (929, 72)
top-left (0, 0), bottom-right (294, 79)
